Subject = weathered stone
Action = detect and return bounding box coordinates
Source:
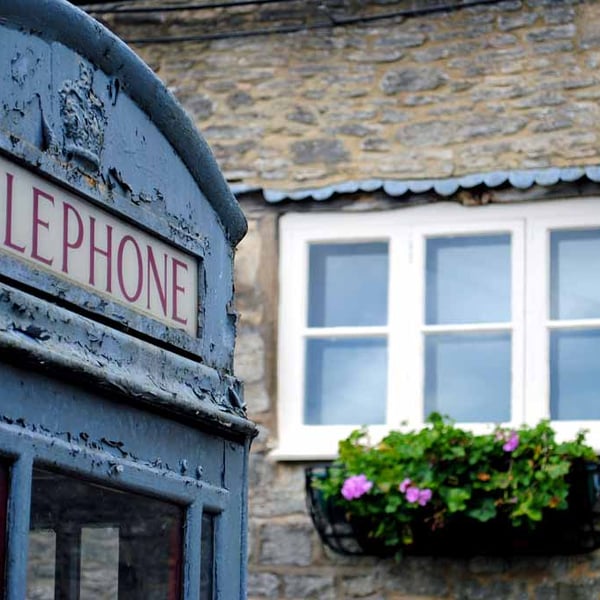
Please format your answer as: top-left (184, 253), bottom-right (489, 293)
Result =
top-left (513, 91), bottom-right (566, 108)
top-left (374, 32), bottom-right (426, 48)
top-left (379, 109), bottom-right (409, 124)
top-left (248, 572), bottom-right (280, 599)
top-left (244, 382), bottom-right (271, 413)
top-left (532, 115), bottom-right (573, 133)
top-left (533, 40), bottom-right (574, 54)
top-left (535, 585), bottom-right (559, 600)
top-left (234, 331), bottom-right (264, 384)
top-left (347, 49), bottom-right (404, 63)
top-left (544, 6), bottom-right (575, 24)
top-left (411, 46), bottom-right (450, 63)
top-left (380, 67), bottom-right (445, 94)
top-left (226, 90), bottom-right (254, 109)
top-left (259, 524), bottom-right (313, 566)
top-left (182, 94), bottom-right (214, 120)
top-left (526, 24), bottom-right (576, 42)
top-left (555, 579), bottom-right (600, 600)
top-left (396, 120), bottom-right (456, 146)
top-left (332, 124), bottom-right (374, 137)
top-left (458, 580), bottom-right (528, 600)
top-left (468, 556), bottom-right (509, 574)
top-left (290, 139), bottom-right (349, 164)
top-left (459, 114), bottom-right (528, 139)
top-left (361, 137), bottom-right (390, 152)
top-left (283, 574), bottom-right (335, 599)
top-left (498, 11), bottom-right (538, 31)
top-left (340, 573), bottom-right (379, 597)
top-left (286, 106), bottom-right (317, 125)
top-left (385, 557), bottom-right (449, 597)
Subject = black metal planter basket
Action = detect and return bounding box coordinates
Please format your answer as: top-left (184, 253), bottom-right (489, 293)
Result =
top-left (305, 462), bottom-right (600, 558)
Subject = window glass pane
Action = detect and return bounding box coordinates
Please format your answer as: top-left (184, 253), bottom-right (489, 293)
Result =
top-left (305, 337), bottom-right (387, 425)
top-left (80, 527), bottom-right (119, 599)
top-left (28, 469), bottom-right (183, 600)
top-left (200, 513), bottom-right (215, 600)
top-left (550, 329), bottom-right (600, 420)
top-left (308, 242), bottom-right (389, 327)
top-left (27, 530), bottom-right (56, 600)
top-left (426, 234), bottom-right (511, 325)
top-left (425, 332), bottom-right (511, 422)
top-left (550, 229), bottom-right (600, 320)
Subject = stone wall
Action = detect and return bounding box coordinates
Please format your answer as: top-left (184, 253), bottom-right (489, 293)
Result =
top-left (106, 0), bottom-right (600, 194)
top-left (96, 1), bottom-right (600, 597)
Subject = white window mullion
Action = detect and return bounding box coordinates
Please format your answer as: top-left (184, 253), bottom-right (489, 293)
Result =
top-left (303, 326), bottom-right (388, 338)
top-left (524, 219), bottom-right (550, 423)
top-left (402, 229), bottom-right (425, 427)
top-left (510, 220), bottom-right (525, 426)
top-left (387, 227), bottom-right (414, 428)
top-left (277, 226), bottom-right (310, 451)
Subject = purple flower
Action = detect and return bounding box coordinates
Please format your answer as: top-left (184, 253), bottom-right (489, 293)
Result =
top-left (503, 431), bottom-right (519, 452)
top-left (417, 488), bottom-right (432, 506)
top-left (341, 474), bottom-right (373, 500)
top-left (405, 486), bottom-right (420, 503)
top-left (399, 478), bottom-right (412, 493)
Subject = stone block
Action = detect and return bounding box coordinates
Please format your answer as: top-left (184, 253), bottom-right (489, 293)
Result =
top-left (290, 139), bottom-right (349, 164)
top-left (385, 557), bottom-right (449, 597)
top-left (283, 574), bottom-right (335, 599)
top-left (234, 331), bottom-right (265, 384)
top-left (259, 523), bottom-right (314, 566)
top-left (340, 572), bottom-right (379, 597)
top-left (380, 67), bottom-right (446, 94)
top-left (248, 572), bottom-right (280, 599)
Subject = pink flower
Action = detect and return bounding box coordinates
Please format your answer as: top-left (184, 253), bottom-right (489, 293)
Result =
top-left (341, 474), bottom-right (373, 500)
top-left (405, 486), bottom-right (420, 503)
top-left (399, 478), bottom-right (412, 493)
top-left (503, 431), bottom-right (519, 453)
top-left (417, 488), bottom-right (432, 506)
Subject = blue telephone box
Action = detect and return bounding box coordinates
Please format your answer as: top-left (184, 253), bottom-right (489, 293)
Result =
top-left (0, 1), bottom-right (256, 598)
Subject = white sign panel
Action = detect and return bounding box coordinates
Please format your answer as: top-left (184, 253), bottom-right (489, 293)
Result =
top-left (0, 156), bottom-right (198, 335)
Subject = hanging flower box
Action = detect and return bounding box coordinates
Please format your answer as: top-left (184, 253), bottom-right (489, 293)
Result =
top-left (305, 416), bottom-right (600, 557)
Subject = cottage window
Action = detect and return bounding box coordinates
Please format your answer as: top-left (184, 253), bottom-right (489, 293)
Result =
top-left (275, 199), bottom-right (600, 459)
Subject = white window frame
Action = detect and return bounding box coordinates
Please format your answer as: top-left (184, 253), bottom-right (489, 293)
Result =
top-left (274, 198), bottom-right (600, 459)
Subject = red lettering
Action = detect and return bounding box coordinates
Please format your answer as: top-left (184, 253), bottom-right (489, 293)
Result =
top-left (62, 202), bottom-right (84, 273)
top-left (89, 217), bottom-right (113, 293)
top-left (31, 187), bottom-right (54, 266)
top-left (117, 235), bottom-right (143, 302)
top-left (171, 258), bottom-right (189, 325)
top-left (3, 173), bottom-right (25, 253)
top-left (146, 246), bottom-right (168, 316)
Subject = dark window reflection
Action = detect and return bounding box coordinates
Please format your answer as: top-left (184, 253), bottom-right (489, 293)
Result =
top-left (27, 469), bottom-right (182, 600)
top-left (0, 463), bottom-right (8, 596)
top-left (200, 513), bottom-right (215, 600)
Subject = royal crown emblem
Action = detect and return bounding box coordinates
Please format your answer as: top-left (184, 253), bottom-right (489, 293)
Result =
top-left (59, 63), bottom-right (107, 170)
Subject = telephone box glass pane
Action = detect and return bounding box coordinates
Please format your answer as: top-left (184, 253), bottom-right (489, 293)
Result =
top-left (27, 469), bottom-right (183, 600)
top-left (200, 513), bottom-right (215, 600)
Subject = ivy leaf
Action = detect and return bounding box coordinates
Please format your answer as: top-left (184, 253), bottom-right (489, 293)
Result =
top-left (442, 488), bottom-right (471, 513)
top-left (543, 461), bottom-right (570, 479)
top-left (467, 498), bottom-right (497, 522)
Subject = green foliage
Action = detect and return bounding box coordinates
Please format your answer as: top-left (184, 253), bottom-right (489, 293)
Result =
top-left (315, 415), bottom-right (597, 550)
